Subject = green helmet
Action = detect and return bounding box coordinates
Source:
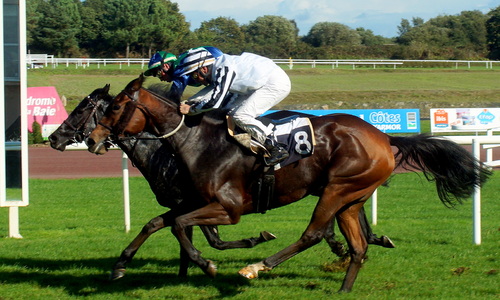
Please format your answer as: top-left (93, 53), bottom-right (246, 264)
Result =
top-left (144, 51), bottom-right (177, 76)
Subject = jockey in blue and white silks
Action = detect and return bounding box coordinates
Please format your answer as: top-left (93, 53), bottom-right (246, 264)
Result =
top-left (177, 48), bottom-right (291, 165)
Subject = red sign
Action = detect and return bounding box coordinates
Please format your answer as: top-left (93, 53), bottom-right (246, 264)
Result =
top-left (27, 86), bottom-right (68, 136)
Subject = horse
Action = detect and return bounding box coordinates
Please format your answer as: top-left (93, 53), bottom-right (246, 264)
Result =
top-left (49, 84), bottom-right (395, 280)
top-left (48, 85), bottom-right (277, 279)
top-left (86, 75), bottom-right (491, 292)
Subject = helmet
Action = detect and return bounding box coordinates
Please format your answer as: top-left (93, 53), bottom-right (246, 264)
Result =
top-left (176, 48), bottom-right (215, 77)
top-left (144, 51), bottom-right (177, 76)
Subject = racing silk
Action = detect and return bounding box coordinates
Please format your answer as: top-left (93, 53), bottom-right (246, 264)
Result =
top-left (188, 52), bottom-right (280, 114)
top-left (170, 46), bottom-right (224, 97)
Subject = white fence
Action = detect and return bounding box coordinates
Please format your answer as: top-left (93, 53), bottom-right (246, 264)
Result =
top-left (26, 54), bottom-right (499, 70)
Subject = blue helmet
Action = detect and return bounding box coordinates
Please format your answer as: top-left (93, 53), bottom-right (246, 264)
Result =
top-left (144, 51), bottom-right (177, 77)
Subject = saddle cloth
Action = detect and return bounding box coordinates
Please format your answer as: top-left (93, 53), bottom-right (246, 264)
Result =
top-left (227, 114), bottom-right (315, 169)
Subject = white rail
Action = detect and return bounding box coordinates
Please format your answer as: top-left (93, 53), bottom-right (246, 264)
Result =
top-left (26, 55), bottom-right (499, 70)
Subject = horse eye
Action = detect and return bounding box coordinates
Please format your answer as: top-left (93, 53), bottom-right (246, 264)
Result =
top-left (113, 105), bottom-right (121, 110)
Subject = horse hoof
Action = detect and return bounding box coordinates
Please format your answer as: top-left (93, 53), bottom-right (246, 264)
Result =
top-left (110, 268), bottom-right (126, 281)
top-left (239, 262), bottom-right (270, 279)
top-left (203, 260), bottom-right (217, 278)
top-left (381, 236), bottom-right (396, 248)
top-left (239, 266), bottom-right (259, 279)
top-left (260, 231), bottom-right (277, 241)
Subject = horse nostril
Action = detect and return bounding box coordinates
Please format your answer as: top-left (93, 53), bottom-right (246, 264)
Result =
top-left (86, 138), bottom-right (95, 147)
top-left (48, 134), bottom-right (57, 143)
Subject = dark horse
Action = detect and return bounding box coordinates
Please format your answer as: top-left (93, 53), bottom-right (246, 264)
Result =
top-left (48, 85), bottom-right (277, 279)
top-left (49, 84), bottom-right (394, 280)
top-left (87, 76), bottom-right (490, 292)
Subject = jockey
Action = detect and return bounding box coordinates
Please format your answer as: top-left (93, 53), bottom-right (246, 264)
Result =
top-left (177, 48), bottom-right (291, 166)
top-left (144, 47), bottom-right (223, 99)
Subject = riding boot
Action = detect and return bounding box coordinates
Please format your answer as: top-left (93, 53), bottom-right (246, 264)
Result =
top-left (264, 138), bottom-right (289, 166)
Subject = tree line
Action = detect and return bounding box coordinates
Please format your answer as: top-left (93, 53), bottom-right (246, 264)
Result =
top-left (27, 0), bottom-right (500, 60)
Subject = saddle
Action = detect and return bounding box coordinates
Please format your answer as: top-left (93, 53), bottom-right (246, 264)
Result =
top-left (227, 113), bottom-right (316, 213)
top-left (227, 114), bottom-right (316, 169)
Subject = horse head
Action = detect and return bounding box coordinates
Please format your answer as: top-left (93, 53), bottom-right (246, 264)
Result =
top-left (49, 84), bottom-right (112, 151)
top-left (87, 74), bottom-right (180, 154)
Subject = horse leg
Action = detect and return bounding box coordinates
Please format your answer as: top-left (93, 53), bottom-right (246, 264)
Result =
top-left (239, 188), bottom-right (346, 279)
top-left (173, 202), bottom-right (237, 277)
top-left (324, 206), bottom-right (394, 258)
top-left (324, 218), bottom-right (346, 257)
top-left (177, 226), bottom-right (193, 277)
top-left (359, 207), bottom-right (395, 248)
top-left (336, 202), bottom-right (368, 293)
top-left (199, 226), bottom-right (276, 250)
top-left (111, 211), bottom-right (175, 280)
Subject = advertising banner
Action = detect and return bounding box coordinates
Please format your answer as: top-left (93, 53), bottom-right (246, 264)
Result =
top-left (27, 86), bottom-right (68, 138)
top-left (267, 109), bottom-right (420, 133)
top-left (430, 108), bottom-right (500, 132)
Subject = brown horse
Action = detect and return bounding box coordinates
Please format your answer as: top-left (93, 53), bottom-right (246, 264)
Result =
top-left (87, 75), bottom-right (490, 292)
top-left (48, 85), bottom-right (393, 281)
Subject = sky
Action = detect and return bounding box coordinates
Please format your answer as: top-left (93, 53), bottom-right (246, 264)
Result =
top-left (173, 0), bottom-right (500, 38)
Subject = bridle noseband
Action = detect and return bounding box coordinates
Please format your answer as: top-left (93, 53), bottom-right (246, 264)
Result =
top-left (65, 95), bottom-right (102, 143)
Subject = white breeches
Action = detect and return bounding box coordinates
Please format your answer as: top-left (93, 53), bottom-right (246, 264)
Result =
top-left (229, 67), bottom-right (291, 144)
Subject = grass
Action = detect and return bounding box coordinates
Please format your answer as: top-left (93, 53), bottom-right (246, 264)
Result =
top-left (0, 172), bottom-right (499, 299)
top-left (27, 66), bottom-right (500, 118)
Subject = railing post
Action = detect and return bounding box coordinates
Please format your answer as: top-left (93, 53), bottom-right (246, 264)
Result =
top-left (472, 138), bottom-right (481, 245)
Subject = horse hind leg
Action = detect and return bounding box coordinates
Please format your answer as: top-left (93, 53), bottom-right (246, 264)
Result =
top-left (358, 207), bottom-right (395, 248)
top-left (200, 226), bottom-right (276, 250)
top-left (336, 202), bottom-right (368, 293)
top-left (323, 206), bottom-right (394, 259)
top-left (239, 189), bottom-right (345, 279)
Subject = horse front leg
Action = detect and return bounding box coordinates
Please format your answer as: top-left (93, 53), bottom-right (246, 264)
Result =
top-left (200, 226), bottom-right (276, 250)
top-left (177, 226), bottom-right (193, 277)
top-left (111, 211), bottom-right (175, 280)
top-left (173, 202), bottom-right (236, 277)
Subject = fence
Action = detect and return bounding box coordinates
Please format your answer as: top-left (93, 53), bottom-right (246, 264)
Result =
top-left (26, 54), bottom-right (499, 70)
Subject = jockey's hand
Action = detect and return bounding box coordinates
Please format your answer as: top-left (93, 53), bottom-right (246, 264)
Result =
top-left (179, 103), bottom-right (191, 115)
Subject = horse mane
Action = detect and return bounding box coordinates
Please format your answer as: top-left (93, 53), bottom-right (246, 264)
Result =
top-left (146, 83), bottom-right (179, 102)
top-left (142, 82), bottom-right (229, 125)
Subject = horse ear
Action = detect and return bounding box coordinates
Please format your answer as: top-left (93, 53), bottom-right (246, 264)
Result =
top-left (103, 84), bottom-right (110, 93)
top-left (133, 74), bottom-right (145, 90)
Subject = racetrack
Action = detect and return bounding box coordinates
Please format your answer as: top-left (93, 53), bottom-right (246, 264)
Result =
top-left (29, 145), bottom-right (143, 179)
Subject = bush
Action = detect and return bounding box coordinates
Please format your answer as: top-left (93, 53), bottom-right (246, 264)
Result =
top-left (29, 121), bottom-right (44, 144)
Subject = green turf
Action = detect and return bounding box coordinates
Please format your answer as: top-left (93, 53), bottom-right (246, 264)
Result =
top-left (28, 67), bottom-right (500, 119)
top-left (0, 172), bottom-right (498, 299)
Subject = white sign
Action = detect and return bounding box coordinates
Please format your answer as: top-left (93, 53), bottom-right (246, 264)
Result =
top-left (430, 108), bottom-right (500, 132)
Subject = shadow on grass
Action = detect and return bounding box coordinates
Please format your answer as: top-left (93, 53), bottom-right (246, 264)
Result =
top-left (0, 256), bottom-right (257, 297)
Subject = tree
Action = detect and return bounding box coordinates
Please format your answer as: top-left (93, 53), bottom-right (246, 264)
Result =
top-left (244, 15), bottom-right (299, 57)
top-left (303, 22), bottom-right (361, 47)
top-left (397, 18), bottom-right (412, 37)
top-left (486, 6), bottom-right (500, 59)
top-left (32, 0), bottom-right (82, 57)
top-left (139, 0), bottom-right (191, 57)
top-left (99, 0), bottom-right (145, 57)
top-left (195, 17), bottom-right (245, 54)
top-left (356, 28), bottom-right (388, 46)
top-left (78, 0), bottom-right (106, 56)
top-left (26, 0), bottom-right (43, 49)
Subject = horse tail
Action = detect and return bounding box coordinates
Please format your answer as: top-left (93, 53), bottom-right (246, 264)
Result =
top-left (389, 134), bottom-right (492, 207)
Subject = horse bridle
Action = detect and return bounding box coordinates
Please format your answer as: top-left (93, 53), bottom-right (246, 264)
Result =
top-left (64, 95), bottom-right (102, 143)
top-left (100, 88), bottom-right (184, 140)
